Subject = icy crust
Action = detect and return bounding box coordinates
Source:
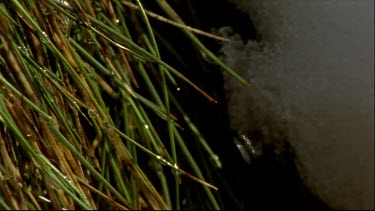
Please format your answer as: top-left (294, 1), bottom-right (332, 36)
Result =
top-left (220, 0), bottom-right (374, 209)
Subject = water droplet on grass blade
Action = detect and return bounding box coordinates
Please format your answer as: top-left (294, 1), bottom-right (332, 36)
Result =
top-left (233, 135), bottom-right (252, 164)
top-left (17, 45), bottom-right (29, 55)
top-left (40, 31), bottom-right (50, 43)
top-left (173, 163), bottom-right (179, 170)
top-left (210, 154), bottom-right (222, 168)
top-left (69, 101), bottom-right (78, 110)
top-left (171, 163), bottom-right (181, 176)
top-left (233, 133), bottom-right (259, 165)
top-left (239, 134), bottom-right (258, 157)
top-left (88, 108), bottom-right (99, 118)
top-left (40, 67), bottom-right (48, 73)
top-left (103, 121), bottom-right (113, 130)
top-left (57, 0), bottom-right (71, 8)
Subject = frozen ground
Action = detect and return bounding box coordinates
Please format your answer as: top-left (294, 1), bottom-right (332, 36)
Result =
top-left (220, 0), bottom-right (374, 209)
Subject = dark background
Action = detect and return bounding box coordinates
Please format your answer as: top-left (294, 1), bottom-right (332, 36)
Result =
top-left (143, 0), bottom-right (330, 210)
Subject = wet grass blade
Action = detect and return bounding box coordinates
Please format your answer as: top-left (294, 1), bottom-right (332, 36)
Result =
top-left (0, 0), bottom-right (247, 209)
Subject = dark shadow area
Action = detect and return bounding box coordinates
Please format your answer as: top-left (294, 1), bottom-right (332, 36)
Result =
top-left (143, 0), bottom-right (331, 210)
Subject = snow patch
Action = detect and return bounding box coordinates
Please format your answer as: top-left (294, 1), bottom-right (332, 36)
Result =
top-left (221, 0), bottom-right (374, 209)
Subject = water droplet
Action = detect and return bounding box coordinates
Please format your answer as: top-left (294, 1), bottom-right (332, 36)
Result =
top-left (58, 0), bottom-right (71, 7)
top-left (88, 108), bottom-right (99, 118)
top-left (156, 155), bottom-right (161, 160)
top-left (158, 158), bottom-right (170, 167)
top-left (210, 154), bottom-right (222, 168)
top-left (233, 133), bottom-right (259, 165)
top-left (26, 133), bottom-right (32, 138)
top-left (176, 87), bottom-right (181, 91)
top-left (103, 121), bottom-right (113, 130)
top-left (17, 45), bottom-right (29, 55)
top-left (240, 134), bottom-right (258, 157)
top-left (144, 124), bottom-right (149, 129)
top-left (40, 31), bottom-right (50, 43)
top-left (115, 19), bottom-right (120, 23)
top-left (69, 101), bottom-right (78, 110)
top-left (171, 163), bottom-right (180, 176)
top-left (41, 67), bottom-right (48, 73)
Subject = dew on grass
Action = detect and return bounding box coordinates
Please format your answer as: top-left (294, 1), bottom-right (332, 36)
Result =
top-left (88, 108), bottom-right (99, 118)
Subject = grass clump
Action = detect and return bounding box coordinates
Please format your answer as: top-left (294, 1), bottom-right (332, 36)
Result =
top-left (0, 0), bottom-right (247, 209)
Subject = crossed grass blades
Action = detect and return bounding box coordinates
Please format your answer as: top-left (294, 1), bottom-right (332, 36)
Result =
top-left (0, 0), bottom-right (247, 209)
